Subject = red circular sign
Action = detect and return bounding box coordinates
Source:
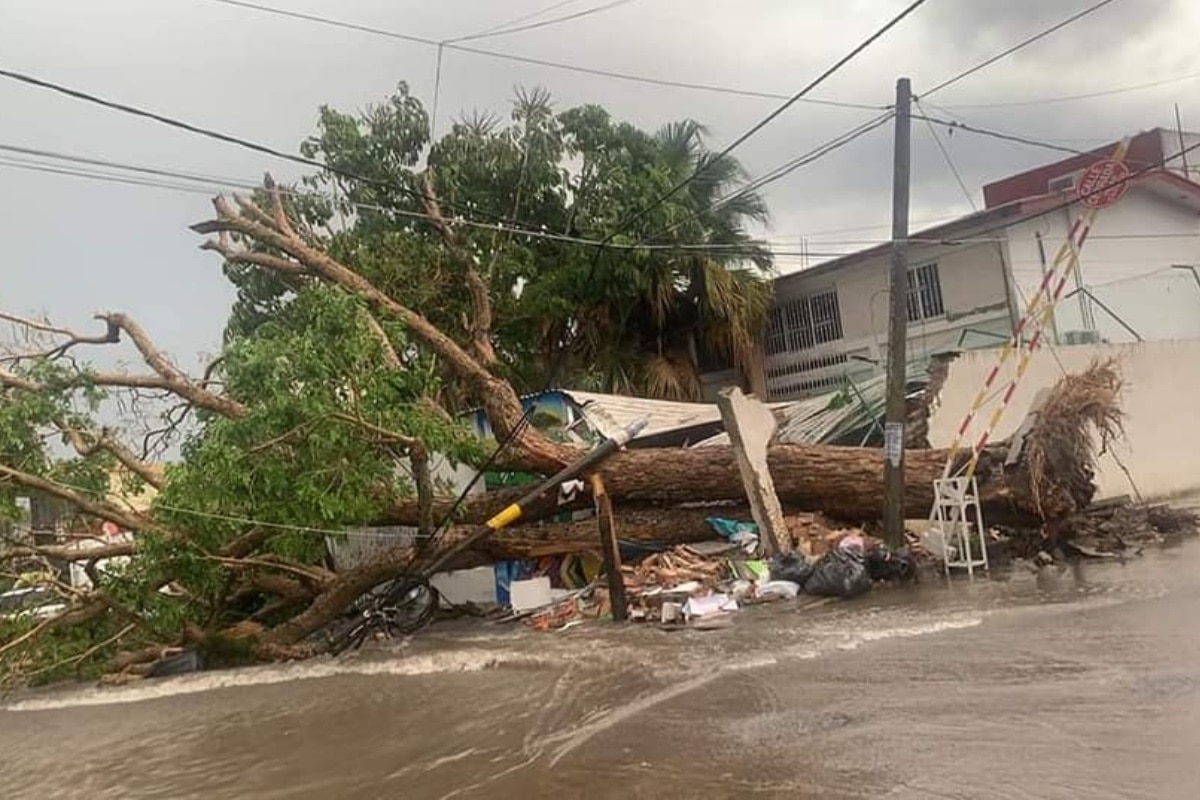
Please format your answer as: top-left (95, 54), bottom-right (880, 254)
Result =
top-left (1076, 158), bottom-right (1131, 209)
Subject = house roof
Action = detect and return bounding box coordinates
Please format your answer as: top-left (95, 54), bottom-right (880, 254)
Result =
top-left (982, 129), bottom-right (1171, 209)
top-left (775, 169), bottom-right (1200, 294)
top-left (563, 389), bottom-right (724, 440)
top-left (774, 197), bottom-right (1033, 292)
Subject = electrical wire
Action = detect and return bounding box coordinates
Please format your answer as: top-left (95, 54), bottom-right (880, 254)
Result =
top-left (942, 67), bottom-right (1200, 110)
top-left (644, 112), bottom-right (895, 244)
top-left (195, 0), bottom-right (882, 109)
top-left (599, 0), bottom-right (930, 247)
top-left (13, 145), bottom-right (1198, 260)
top-left (922, 0), bottom-right (1121, 98)
top-left (912, 114), bottom-right (1087, 157)
top-left (0, 141), bottom-right (882, 262)
top-left (704, 113), bottom-right (895, 216)
top-left (463, 0), bottom-right (584, 39)
top-left (445, 0), bottom-right (642, 44)
top-left (915, 99), bottom-right (977, 211)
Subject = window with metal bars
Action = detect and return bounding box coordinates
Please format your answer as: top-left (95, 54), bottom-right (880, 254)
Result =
top-left (907, 263), bottom-right (945, 321)
top-left (767, 289), bottom-right (843, 355)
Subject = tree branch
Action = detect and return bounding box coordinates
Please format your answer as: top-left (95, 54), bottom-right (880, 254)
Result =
top-left (420, 171), bottom-right (496, 366)
top-left (363, 312), bottom-right (402, 370)
top-left (61, 426), bottom-right (165, 491)
top-left (98, 312), bottom-right (248, 419)
top-left (0, 310), bottom-right (118, 364)
top-left (1, 540), bottom-right (135, 563)
top-left (193, 181), bottom-right (576, 472)
top-left (0, 462), bottom-right (163, 536)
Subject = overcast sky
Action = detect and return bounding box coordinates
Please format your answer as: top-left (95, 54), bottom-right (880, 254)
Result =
top-left (2, 0), bottom-right (1198, 369)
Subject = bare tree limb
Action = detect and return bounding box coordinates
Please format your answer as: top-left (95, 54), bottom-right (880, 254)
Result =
top-left (99, 312), bottom-right (248, 419)
top-left (0, 463), bottom-right (164, 536)
top-left (1, 540), bottom-right (135, 563)
top-left (193, 182), bottom-right (575, 472)
top-left (61, 426), bottom-right (165, 491)
top-left (0, 310), bottom-right (118, 364)
top-left (420, 171), bottom-right (496, 366)
top-left (363, 312), bottom-right (402, 370)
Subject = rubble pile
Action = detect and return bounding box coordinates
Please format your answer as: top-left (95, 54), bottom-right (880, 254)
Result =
top-left (996, 501), bottom-right (1200, 560)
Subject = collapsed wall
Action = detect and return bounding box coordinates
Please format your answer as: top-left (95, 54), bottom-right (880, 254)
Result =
top-left (926, 340), bottom-right (1200, 502)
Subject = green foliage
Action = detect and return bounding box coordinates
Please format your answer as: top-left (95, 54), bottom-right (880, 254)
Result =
top-left (0, 83), bottom-right (779, 685)
top-left (160, 288), bottom-right (482, 558)
top-left (283, 83), bottom-right (775, 400)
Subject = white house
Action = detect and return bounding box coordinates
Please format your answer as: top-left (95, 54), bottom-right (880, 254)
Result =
top-left (759, 127), bottom-right (1200, 401)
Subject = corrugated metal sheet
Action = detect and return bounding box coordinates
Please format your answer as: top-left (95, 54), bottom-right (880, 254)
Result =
top-left (563, 390), bottom-right (724, 440)
top-left (694, 368), bottom-right (928, 447)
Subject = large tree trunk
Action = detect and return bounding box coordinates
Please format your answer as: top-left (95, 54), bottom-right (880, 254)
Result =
top-left (380, 443), bottom-right (1027, 528)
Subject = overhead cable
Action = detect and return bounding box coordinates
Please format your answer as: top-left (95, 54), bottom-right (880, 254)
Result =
top-left (922, 0), bottom-right (1121, 98)
top-left (197, 0), bottom-right (881, 109)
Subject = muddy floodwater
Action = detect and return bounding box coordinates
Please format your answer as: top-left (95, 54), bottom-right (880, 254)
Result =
top-left (3, 515), bottom-right (1200, 798)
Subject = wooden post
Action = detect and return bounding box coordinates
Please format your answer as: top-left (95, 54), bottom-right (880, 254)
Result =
top-left (589, 473), bottom-right (628, 622)
top-left (882, 76), bottom-right (912, 549)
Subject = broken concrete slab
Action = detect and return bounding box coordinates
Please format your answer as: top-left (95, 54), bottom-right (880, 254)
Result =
top-left (716, 387), bottom-right (792, 555)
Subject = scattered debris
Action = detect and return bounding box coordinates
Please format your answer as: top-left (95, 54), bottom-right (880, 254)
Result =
top-left (802, 548), bottom-right (872, 598)
top-left (994, 501), bottom-right (1200, 560)
top-left (509, 576), bottom-right (552, 612)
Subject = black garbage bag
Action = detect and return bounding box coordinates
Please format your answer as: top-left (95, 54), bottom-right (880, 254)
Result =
top-left (803, 549), bottom-right (872, 598)
top-left (769, 552), bottom-right (814, 586)
top-left (866, 545), bottom-right (917, 583)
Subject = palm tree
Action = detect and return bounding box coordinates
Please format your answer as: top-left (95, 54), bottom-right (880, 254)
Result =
top-left (606, 120), bottom-right (774, 399)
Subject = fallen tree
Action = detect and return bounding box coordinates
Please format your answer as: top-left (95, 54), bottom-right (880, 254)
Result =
top-left (0, 84), bottom-right (1133, 686)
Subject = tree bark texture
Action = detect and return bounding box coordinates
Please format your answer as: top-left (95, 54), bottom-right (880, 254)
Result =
top-left (380, 443), bottom-right (1026, 529)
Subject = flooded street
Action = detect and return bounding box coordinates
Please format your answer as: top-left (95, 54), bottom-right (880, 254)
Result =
top-left (3, 533), bottom-right (1200, 799)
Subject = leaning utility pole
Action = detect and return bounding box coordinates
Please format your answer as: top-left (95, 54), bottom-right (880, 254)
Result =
top-left (882, 77), bottom-right (912, 548)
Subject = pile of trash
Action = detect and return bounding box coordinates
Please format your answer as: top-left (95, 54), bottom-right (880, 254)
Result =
top-left (487, 515), bottom-right (918, 633)
top-left (615, 517), bottom-right (916, 629)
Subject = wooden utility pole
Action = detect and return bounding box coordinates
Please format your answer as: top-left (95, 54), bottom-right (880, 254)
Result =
top-left (882, 77), bottom-right (912, 548)
top-left (589, 474), bottom-right (628, 622)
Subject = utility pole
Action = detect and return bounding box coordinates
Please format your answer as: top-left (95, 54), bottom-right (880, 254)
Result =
top-left (882, 77), bottom-right (912, 548)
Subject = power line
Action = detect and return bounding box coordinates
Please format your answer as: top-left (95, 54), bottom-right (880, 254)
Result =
top-left (0, 143), bottom-right (860, 257)
top-left (646, 112), bottom-right (895, 243)
top-left (916, 100), bottom-right (977, 211)
top-left (942, 68), bottom-right (1200, 110)
top-left (912, 113), bottom-right (1087, 157)
top-left (717, 114), bottom-right (895, 206)
top-left (445, 0), bottom-right (642, 44)
top-left (195, 0), bottom-right (882, 109)
top-left (0, 157), bottom-right (227, 196)
top-left (0, 142), bottom-right (259, 189)
top-left (601, 0), bottom-right (930, 246)
top-left (922, 0), bottom-right (1121, 98)
top-left (960, 136), bottom-right (1200, 243)
top-left (462, 0), bottom-right (585, 40)
top-left (14, 140), bottom-right (1200, 257)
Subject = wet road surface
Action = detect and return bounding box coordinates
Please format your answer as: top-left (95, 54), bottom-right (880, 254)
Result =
top-left (2, 538), bottom-right (1199, 799)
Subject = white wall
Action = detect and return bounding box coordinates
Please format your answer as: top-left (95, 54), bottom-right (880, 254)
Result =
top-left (1005, 187), bottom-right (1200, 344)
top-left (927, 341), bottom-right (1200, 501)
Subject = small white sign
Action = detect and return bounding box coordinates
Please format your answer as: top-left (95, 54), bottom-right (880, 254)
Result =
top-left (884, 422), bottom-right (904, 468)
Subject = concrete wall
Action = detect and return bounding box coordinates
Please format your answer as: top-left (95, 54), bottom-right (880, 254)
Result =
top-left (927, 340), bottom-right (1200, 501)
top-left (1005, 186), bottom-right (1200, 344)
